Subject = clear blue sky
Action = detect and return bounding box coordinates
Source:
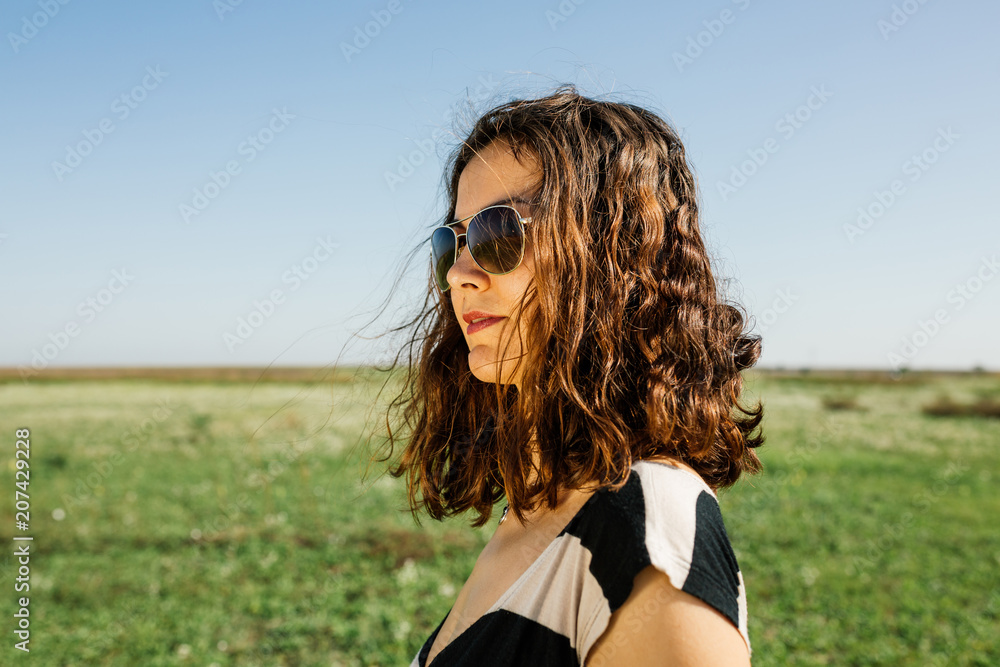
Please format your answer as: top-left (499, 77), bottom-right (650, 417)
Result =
top-left (1, 0), bottom-right (997, 372)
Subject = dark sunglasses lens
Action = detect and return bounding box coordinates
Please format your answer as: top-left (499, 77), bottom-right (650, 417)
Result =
top-left (430, 227), bottom-right (456, 290)
top-left (468, 207), bottom-right (525, 274)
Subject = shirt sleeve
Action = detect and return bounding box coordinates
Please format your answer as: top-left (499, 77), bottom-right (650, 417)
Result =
top-left (575, 461), bottom-right (751, 662)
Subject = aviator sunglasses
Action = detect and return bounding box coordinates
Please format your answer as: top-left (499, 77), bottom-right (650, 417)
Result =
top-left (430, 204), bottom-right (533, 292)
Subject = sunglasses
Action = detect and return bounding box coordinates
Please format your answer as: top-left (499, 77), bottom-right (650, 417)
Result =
top-left (430, 204), bottom-right (533, 292)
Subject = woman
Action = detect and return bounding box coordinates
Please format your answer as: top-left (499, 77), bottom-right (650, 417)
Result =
top-left (377, 84), bottom-right (764, 665)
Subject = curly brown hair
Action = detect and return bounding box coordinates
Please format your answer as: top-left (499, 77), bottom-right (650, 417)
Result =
top-left (371, 84), bottom-right (764, 528)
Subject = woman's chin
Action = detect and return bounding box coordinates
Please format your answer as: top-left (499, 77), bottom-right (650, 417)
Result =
top-left (467, 353), bottom-right (520, 387)
top-left (468, 361), bottom-right (500, 385)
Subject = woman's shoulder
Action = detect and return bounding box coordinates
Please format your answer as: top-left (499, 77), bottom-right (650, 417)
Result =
top-left (630, 456), bottom-right (718, 501)
top-left (570, 456), bottom-right (751, 659)
top-left (570, 457), bottom-right (722, 556)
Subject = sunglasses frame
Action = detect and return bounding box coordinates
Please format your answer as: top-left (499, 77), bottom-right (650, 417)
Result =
top-left (430, 204), bottom-right (533, 292)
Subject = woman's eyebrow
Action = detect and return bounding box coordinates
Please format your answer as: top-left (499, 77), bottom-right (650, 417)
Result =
top-left (451, 194), bottom-right (535, 224)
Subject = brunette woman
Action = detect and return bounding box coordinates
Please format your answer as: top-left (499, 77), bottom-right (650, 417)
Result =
top-left (378, 84), bottom-right (764, 666)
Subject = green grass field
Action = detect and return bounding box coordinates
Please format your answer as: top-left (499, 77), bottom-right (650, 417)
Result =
top-left (1, 369), bottom-right (997, 666)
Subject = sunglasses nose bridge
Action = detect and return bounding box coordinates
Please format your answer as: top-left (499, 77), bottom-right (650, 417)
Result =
top-left (453, 231), bottom-right (469, 261)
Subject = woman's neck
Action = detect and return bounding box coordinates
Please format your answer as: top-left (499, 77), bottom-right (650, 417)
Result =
top-left (507, 432), bottom-right (600, 526)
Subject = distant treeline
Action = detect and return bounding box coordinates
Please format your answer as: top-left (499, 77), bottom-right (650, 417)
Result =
top-left (0, 365), bottom-right (389, 384)
top-left (0, 366), bottom-right (994, 384)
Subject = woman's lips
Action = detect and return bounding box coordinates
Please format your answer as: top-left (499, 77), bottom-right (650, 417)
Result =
top-left (467, 317), bottom-right (504, 334)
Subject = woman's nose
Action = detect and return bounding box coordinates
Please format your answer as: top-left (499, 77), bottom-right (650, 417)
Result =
top-left (448, 238), bottom-right (488, 290)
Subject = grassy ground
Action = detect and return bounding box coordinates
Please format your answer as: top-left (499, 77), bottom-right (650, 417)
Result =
top-left (0, 369), bottom-right (997, 665)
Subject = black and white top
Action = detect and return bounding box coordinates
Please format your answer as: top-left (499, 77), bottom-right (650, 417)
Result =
top-left (410, 460), bottom-right (752, 666)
